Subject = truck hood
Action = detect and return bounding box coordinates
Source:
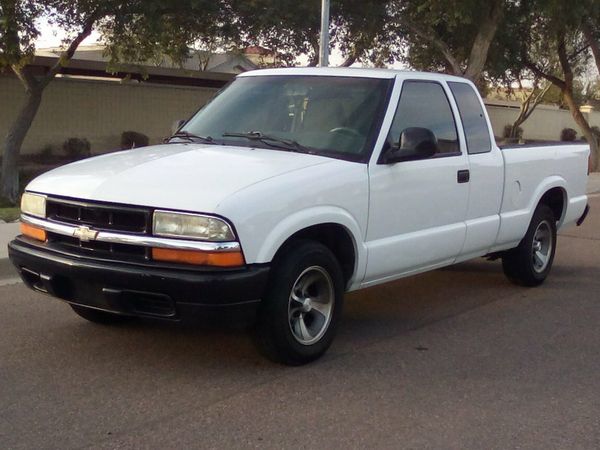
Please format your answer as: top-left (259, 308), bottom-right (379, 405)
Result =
top-left (27, 143), bottom-right (335, 212)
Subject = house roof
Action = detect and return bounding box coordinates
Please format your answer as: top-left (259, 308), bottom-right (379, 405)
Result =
top-left (21, 55), bottom-right (234, 88)
top-left (36, 45), bottom-right (258, 74)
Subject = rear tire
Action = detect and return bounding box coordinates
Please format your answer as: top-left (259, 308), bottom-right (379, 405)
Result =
top-left (70, 304), bottom-right (134, 325)
top-left (254, 240), bottom-right (345, 365)
top-left (502, 204), bottom-right (557, 286)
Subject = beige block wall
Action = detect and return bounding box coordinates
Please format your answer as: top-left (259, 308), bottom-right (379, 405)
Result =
top-left (2, 73), bottom-right (600, 154)
top-left (0, 75), bottom-right (219, 155)
top-left (485, 103), bottom-right (600, 141)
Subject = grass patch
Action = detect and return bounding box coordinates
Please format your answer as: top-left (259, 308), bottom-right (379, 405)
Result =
top-left (0, 207), bottom-right (20, 222)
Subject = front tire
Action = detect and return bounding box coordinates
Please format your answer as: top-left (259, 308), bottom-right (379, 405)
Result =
top-left (254, 240), bottom-right (345, 365)
top-left (70, 304), bottom-right (134, 325)
top-left (502, 204), bottom-right (557, 286)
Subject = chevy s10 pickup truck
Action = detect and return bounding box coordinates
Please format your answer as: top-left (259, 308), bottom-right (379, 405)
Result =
top-left (9, 68), bottom-right (590, 365)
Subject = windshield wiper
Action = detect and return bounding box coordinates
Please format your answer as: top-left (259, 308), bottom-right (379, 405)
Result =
top-left (168, 131), bottom-right (214, 143)
top-left (222, 131), bottom-right (311, 153)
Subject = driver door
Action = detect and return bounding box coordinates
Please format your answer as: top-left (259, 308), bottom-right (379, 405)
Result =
top-left (363, 79), bottom-right (470, 286)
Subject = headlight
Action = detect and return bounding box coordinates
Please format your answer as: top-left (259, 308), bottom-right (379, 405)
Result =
top-left (153, 211), bottom-right (235, 241)
top-left (21, 193), bottom-right (46, 218)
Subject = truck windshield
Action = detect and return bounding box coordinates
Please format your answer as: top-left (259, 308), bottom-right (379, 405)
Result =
top-left (181, 75), bottom-right (391, 162)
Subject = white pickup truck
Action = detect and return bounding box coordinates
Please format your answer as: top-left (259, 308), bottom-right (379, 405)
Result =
top-left (10, 68), bottom-right (590, 365)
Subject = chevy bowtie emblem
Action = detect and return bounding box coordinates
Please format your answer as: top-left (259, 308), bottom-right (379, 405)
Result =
top-left (73, 226), bottom-right (99, 242)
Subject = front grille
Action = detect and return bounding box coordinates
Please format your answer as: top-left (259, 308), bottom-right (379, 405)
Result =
top-left (47, 232), bottom-right (149, 261)
top-left (46, 198), bottom-right (150, 233)
top-left (44, 197), bottom-right (152, 262)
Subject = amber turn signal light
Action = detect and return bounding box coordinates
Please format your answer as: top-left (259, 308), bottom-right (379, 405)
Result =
top-left (151, 247), bottom-right (245, 267)
top-left (21, 222), bottom-right (47, 242)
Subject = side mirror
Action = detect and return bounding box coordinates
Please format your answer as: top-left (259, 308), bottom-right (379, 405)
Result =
top-left (383, 127), bottom-right (438, 163)
top-left (171, 119), bottom-right (187, 135)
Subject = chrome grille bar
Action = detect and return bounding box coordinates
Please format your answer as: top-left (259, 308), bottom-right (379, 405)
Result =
top-left (21, 215), bottom-right (241, 253)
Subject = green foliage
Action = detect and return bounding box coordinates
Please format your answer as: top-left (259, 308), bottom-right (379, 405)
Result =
top-left (560, 128), bottom-right (577, 141)
top-left (0, 207), bottom-right (20, 222)
top-left (0, 0), bottom-right (43, 67)
top-left (62, 137), bottom-right (91, 159)
top-left (386, 0), bottom-right (504, 77)
top-left (120, 131), bottom-right (149, 149)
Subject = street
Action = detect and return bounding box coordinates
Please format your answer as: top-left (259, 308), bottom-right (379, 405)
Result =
top-left (1, 196), bottom-right (598, 449)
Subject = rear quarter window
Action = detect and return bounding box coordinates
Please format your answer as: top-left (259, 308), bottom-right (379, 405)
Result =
top-left (448, 82), bottom-right (492, 154)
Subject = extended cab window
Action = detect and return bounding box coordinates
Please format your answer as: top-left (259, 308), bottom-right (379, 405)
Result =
top-left (388, 81), bottom-right (459, 155)
top-left (448, 82), bottom-right (492, 154)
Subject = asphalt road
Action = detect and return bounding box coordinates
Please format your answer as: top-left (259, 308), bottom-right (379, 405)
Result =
top-left (1, 197), bottom-right (599, 450)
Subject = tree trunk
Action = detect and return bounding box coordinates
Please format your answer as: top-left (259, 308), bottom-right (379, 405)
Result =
top-left (463, 0), bottom-right (504, 81)
top-left (1, 88), bottom-right (43, 203)
top-left (0, 17), bottom-right (96, 204)
top-left (563, 89), bottom-right (599, 172)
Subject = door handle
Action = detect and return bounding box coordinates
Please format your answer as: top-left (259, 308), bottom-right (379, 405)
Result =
top-left (457, 169), bottom-right (470, 183)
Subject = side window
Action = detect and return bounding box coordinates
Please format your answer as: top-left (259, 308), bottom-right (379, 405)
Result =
top-left (448, 82), bottom-right (492, 154)
top-left (388, 81), bottom-right (460, 155)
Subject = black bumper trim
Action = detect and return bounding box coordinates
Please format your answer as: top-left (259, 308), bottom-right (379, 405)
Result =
top-left (8, 239), bottom-right (269, 320)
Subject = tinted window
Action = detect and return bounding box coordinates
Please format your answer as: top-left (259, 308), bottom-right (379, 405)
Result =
top-left (388, 81), bottom-right (459, 155)
top-left (448, 82), bottom-right (492, 154)
top-left (182, 76), bottom-right (391, 162)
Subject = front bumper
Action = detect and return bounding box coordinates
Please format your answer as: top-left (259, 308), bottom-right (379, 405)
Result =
top-left (8, 237), bottom-right (269, 321)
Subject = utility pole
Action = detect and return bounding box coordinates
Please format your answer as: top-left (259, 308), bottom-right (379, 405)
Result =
top-left (319, 0), bottom-right (330, 67)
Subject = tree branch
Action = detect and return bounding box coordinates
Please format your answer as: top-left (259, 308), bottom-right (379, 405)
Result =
top-left (399, 19), bottom-right (462, 75)
top-left (464, 0), bottom-right (504, 81)
top-left (340, 45), bottom-right (360, 67)
top-left (524, 61), bottom-right (565, 90)
top-left (10, 64), bottom-right (39, 92)
top-left (556, 30), bottom-right (573, 89)
top-left (39, 15), bottom-right (98, 88)
top-left (522, 82), bottom-right (552, 122)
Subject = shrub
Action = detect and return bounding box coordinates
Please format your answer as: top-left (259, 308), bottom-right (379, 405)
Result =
top-left (39, 144), bottom-right (56, 158)
top-left (121, 131), bottom-right (149, 149)
top-left (560, 128), bottom-right (577, 141)
top-left (503, 124), bottom-right (523, 139)
top-left (62, 137), bottom-right (91, 159)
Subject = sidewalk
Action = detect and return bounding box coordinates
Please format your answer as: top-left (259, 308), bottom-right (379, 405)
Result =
top-left (0, 222), bottom-right (20, 260)
top-left (0, 173), bottom-right (598, 265)
top-left (588, 172), bottom-right (600, 195)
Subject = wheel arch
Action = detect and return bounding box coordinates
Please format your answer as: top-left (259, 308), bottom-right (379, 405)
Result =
top-left (537, 186), bottom-right (567, 224)
top-left (527, 176), bottom-right (568, 225)
top-left (254, 207), bottom-right (366, 290)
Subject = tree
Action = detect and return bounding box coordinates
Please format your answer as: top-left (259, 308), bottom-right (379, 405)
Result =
top-left (387, 0), bottom-right (506, 82)
top-left (228, 0), bottom-right (399, 67)
top-left (0, 0), bottom-right (227, 204)
top-left (504, 81), bottom-right (552, 140)
top-left (581, 2), bottom-right (600, 76)
top-left (515, 0), bottom-right (599, 171)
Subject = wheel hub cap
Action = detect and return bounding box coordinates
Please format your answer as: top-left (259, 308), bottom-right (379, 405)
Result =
top-left (301, 298), bottom-right (312, 313)
top-left (288, 266), bottom-right (334, 346)
top-left (532, 220), bottom-right (553, 273)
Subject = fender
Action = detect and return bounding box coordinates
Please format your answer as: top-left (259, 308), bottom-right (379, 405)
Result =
top-left (254, 206), bottom-right (367, 290)
top-left (527, 176), bottom-right (568, 225)
top-left (496, 175), bottom-right (567, 247)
